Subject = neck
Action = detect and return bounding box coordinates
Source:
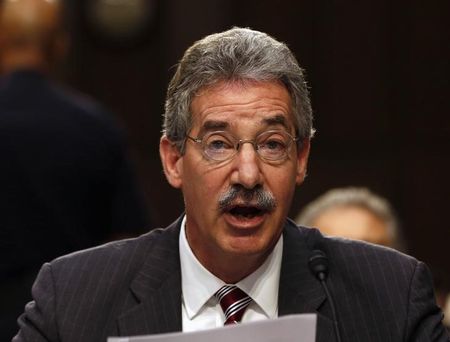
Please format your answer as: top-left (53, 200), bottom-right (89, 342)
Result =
top-left (1, 49), bottom-right (49, 74)
top-left (187, 233), bottom-right (275, 284)
top-left (207, 254), bottom-right (268, 284)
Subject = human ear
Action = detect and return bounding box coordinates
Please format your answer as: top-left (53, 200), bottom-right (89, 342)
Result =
top-left (295, 139), bottom-right (310, 185)
top-left (159, 136), bottom-right (183, 189)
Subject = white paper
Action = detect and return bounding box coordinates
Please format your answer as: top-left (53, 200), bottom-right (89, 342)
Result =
top-left (108, 314), bottom-right (316, 342)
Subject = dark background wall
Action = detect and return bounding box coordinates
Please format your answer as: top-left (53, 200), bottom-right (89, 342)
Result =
top-left (61, 0), bottom-right (449, 275)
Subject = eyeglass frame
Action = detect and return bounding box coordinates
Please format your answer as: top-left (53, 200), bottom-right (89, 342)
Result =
top-left (185, 129), bottom-right (300, 163)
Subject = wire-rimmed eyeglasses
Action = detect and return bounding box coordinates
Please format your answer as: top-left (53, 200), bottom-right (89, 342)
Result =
top-left (185, 130), bottom-right (298, 162)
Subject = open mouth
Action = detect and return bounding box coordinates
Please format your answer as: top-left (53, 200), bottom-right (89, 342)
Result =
top-left (226, 205), bottom-right (266, 219)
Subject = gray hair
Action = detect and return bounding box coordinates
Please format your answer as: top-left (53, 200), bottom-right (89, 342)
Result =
top-left (296, 187), bottom-right (406, 251)
top-left (163, 27), bottom-right (314, 151)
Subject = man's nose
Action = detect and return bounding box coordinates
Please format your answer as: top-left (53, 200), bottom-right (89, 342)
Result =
top-left (231, 142), bottom-right (263, 189)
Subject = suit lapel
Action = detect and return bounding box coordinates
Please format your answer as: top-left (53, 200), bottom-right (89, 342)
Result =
top-left (116, 218), bottom-right (336, 340)
top-left (118, 218), bottom-right (183, 336)
top-left (279, 220), bottom-right (336, 342)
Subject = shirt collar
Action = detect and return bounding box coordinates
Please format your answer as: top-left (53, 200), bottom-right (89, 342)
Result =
top-left (179, 215), bottom-right (283, 320)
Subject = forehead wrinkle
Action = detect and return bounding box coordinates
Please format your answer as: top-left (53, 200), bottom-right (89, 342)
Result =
top-left (192, 85), bottom-right (291, 115)
top-left (196, 97), bottom-right (288, 116)
top-left (197, 114), bottom-right (290, 137)
top-left (195, 102), bottom-right (290, 127)
top-left (190, 82), bottom-right (293, 135)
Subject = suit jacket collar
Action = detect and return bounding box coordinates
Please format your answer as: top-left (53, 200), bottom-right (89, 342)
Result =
top-left (279, 219), bottom-right (336, 341)
top-left (279, 219), bottom-right (327, 314)
top-left (117, 217), bottom-right (334, 340)
top-left (118, 217), bottom-right (183, 336)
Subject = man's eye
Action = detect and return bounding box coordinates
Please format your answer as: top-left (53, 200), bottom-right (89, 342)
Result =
top-left (205, 136), bottom-right (233, 150)
top-left (261, 139), bottom-right (286, 151)
top-left (209, 140), bottom-right (226, 150)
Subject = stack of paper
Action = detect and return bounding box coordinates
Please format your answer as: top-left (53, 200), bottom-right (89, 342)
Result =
top-left (108, 314), bottom-right (316, 342)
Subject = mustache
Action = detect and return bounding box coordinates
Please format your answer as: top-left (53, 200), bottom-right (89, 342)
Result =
top-left (218, 185), bottom-right (277, 213)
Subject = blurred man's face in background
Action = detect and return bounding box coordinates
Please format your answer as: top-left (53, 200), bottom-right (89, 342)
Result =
top-left (310, 205), bottom-right (392, 247)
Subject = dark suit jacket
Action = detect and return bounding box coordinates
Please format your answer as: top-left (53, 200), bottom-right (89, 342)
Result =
top-left (0, 70), bottom-right (150, 340)
top-left (13, 217), bottom-right (449, 342)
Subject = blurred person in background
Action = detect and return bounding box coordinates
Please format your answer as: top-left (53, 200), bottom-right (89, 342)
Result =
top-left (295, 187), bottom-right (405, 250)
top-left (296, 186), bottom-right (449, 330)
top-left (0, 0), bottom-right (150, 339)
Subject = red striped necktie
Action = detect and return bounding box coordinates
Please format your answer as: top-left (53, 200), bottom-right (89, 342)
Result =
top-left (215, 285), bottom-right (252, 325)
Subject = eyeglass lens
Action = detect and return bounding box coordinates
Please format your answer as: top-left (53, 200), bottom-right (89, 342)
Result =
top-left (201, 130), bottom-right (294, 161)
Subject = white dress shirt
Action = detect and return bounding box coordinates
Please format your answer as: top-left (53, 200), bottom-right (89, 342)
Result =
top-left (179, 215), bottom-right (283, 332)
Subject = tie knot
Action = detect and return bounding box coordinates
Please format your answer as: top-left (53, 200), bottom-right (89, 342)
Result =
top-left (215, 285), bottom-right (252, 325)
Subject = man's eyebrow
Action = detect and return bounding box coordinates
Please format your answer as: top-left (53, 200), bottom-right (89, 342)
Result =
top-left (198, 115), bottom-right (289, 134)
top-left (263, 115), bottom-right (289, 129)
top-left (200, 120), bottom-right (229, 132)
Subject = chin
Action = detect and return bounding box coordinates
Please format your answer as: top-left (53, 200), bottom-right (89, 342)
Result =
top-left (224, 237), bottom-right (271, 257)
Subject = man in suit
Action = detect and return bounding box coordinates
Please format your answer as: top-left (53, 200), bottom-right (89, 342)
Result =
top-left (13, 27), bottom-right (449, 341)
top-left (0, 0), bottom-right (150, 339)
